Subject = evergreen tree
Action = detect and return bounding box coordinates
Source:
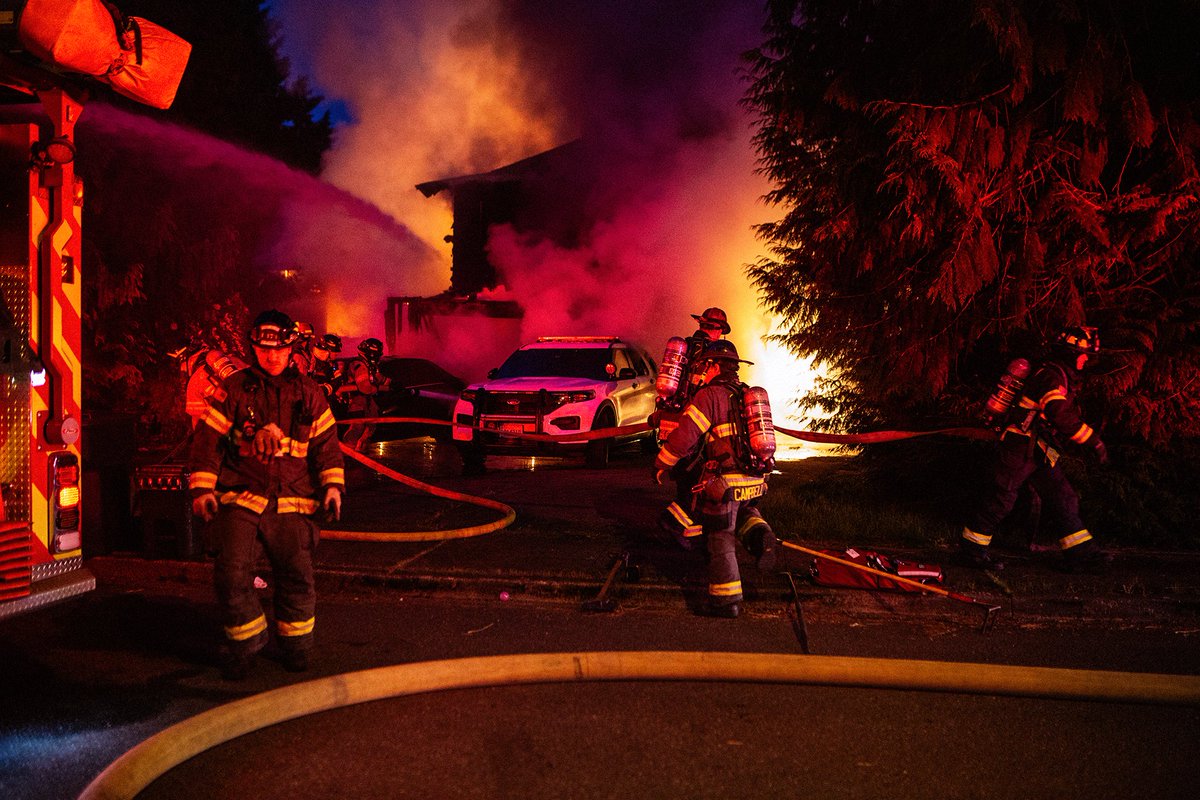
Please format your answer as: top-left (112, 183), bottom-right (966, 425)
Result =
top-left (745, 0), bottom-right (1200, 447)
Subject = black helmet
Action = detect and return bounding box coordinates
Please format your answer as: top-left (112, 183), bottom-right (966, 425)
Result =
top-left (294, 321), bottom-right (315, 342)
top-left (358, 337), bottom-right (384, 362)
top-left (691, 306), bottom-right (731, 334)
top-left (1052, 325), bottom-right (1100, 357)
top-left (701, 338), bottom-right (754, 365)
top-left (315, 333), bottom-right (343, 353)
top-left (248, 309), bottom-right (298, 349)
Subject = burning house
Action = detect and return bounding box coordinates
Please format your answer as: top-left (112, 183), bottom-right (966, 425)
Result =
top-left (389, 140), bottom-right (594, 381)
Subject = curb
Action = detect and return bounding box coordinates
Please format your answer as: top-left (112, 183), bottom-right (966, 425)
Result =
top-left (87, 555), bottom-right (1200, 630)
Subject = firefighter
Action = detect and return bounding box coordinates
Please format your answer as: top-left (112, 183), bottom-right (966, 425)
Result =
top-left (653, 339), bottom-right (777, 618)
top-left (339, 337), bottom-right (389, 452)
top-left (188, 310), bottom-right (345, 680)
top-left (655, 306), bottom-right (732, 549)
top-left (309, 332), bottom-right (344, 403)
top-left (961, 325), bottom-right (1109, 572)
top-left (290, 321), bottom-right (316, 374)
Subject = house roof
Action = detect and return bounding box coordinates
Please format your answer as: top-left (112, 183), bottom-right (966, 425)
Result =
top-left (415, 139), bottom-right (583, 198)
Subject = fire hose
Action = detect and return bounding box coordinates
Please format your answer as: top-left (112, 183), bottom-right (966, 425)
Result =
top-left (78, 650), bottom-right (1200, 799)
top-left (322, 431), bottom-right (515, 542)
top-left (319, 416), bottom-right (993, 542)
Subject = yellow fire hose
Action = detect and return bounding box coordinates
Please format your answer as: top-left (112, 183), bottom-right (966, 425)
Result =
top-left (78, 650), bottom-right (1200, 799)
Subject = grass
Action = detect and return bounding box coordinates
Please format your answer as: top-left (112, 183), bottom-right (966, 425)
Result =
top-left (762, 456), bottom-right (960, 550)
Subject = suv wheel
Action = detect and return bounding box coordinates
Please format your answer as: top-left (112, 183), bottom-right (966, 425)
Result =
top-left (584, 408), bottom-right (615, 468)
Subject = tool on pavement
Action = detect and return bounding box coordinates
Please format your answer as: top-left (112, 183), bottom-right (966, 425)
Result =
top-left (581, 551), bottom-right (635, 613)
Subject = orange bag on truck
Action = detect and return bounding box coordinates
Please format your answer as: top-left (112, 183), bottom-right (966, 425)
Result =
top-left (106, 17), bottom-right (191, 109)
top-left (18, 1), bottom-right (190, 110)
top-left (17, 0), bottom-right (119, 76)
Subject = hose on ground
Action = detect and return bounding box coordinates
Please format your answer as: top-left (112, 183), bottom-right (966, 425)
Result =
top-left (78, 650), bottom-right (1200, 800)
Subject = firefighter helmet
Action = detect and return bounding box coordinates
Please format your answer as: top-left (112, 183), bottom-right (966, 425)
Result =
top-left (294, 321), bottom-right (315, 341)
top-left (691, 306), bottom-right (731, 334)
top-left (1053, 326), bottom-right (1100, 357)
top-left (358, 337), bottom-right (384, 363)
top-left (248, 309), bottom-right (298, 349)
top-left (315, 333), bottom-right (343, 353)
top-left (701, 338), bottom-right (753, 365)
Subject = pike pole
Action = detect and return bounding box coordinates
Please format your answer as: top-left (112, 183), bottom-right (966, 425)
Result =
top-left (780, 540), bottom-right (1003, 632)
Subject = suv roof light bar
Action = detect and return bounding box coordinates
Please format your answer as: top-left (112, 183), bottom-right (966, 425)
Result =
top-left (535, 336), bottom-right (622, 343)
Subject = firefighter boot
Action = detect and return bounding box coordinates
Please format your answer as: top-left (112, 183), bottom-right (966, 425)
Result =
top-left (1059, 540), bottom-right (1109, 574)
top-left (748, 523), bottom-right (778, 573)
top-left (958, 540), bottom-right (1004, 570)
top-left (702, 601), bottom-right (741, 619)
top-left (220, 649), bottom-right (256, 681)
top-left (282, 648), bottom-right (310, 673)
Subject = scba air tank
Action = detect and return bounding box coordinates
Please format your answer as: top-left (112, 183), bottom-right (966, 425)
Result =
top-left (656, 337), bottom-right (689, 399)
top-left (985, 358), bottom-right (1031, 420)
top-left (743, 386), bottom-right (776, 464)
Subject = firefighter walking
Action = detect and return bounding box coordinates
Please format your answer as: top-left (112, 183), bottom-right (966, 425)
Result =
top-left (653, 307), bottom-right (732, 549)
top-left (653, 339), bottom-right (777, 618)
top-left (189, 310), bottom-right (345, 679)
top-left (961, 326), bottom-right (1109, 572)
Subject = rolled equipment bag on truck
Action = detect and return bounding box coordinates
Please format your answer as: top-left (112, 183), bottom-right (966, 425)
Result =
top-left (18, 0), bottom-right (191, 110)
top-left (105, 17), bottom-right (191, 109)
top-left (17, 0), bottom-right (119, 76)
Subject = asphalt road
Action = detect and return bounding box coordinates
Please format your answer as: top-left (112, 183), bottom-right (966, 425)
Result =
top-left (2, 444), bottom-right (1199, 799)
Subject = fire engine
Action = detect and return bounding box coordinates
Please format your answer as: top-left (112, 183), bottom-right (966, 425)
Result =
top-left (0, 1), bottom-right (188, 619)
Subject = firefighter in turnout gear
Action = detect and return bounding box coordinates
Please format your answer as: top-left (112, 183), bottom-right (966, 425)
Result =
top-left (189, 310), bottom-right (345, 679)
top-left (339, 337), bottom-right (389, 452)
top-left (961, 326), bottom-right (1109, 572)
top-left (653, 339), bottom-right (777, 618)
top-left (654, 307), bottom-right (732, 549)
top-left (309, 333), bottom-right (344, 405)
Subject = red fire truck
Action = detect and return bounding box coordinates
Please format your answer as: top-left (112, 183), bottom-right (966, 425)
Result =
top-left (0, 1), bottom-right (188, 619)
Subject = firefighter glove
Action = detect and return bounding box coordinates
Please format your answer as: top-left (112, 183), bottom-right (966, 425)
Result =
top-left (253, 423), bottom-right (286, 463)
top-left (322, 486), bottom-right (342, 522)
top-left (193, 492), bottom-right (218, 522)
top-left (1093, 439), bottom-right (1109, 465)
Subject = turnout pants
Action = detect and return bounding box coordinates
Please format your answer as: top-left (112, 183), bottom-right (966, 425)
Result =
top-left (214, 504), bottom-right (319, 656)
top-left (700, 502), bottom-right (775, 608)
top-left (963, 434), bottom-right (1092, 552)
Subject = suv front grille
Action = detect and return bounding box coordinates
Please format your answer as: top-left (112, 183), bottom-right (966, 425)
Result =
top-left (478, 391), bottom-right (550, 416)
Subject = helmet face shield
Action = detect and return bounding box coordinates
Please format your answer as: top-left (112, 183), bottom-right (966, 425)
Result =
top-left (249, 323), bottom-right (298, 349)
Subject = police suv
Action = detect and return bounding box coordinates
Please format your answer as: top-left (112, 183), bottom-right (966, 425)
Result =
top-left (452, 336), bottom-right (658, 469)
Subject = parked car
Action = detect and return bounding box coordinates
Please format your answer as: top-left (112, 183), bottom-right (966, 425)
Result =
top-left (332, 356), bottom-right (465, 442)
top-left (452, 336), bottom-right (659, 469)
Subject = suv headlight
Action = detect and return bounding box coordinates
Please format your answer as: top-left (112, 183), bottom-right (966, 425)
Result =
top-left (551, 390), bottom-right (595, 406)
top-left (460, 389), bottom-right (478, 402)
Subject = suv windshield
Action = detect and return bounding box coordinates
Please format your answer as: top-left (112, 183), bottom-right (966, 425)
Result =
top-left (496, 347), bottom-right (613, 380)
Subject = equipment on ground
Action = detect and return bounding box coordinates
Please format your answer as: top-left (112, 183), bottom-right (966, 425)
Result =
top-left (581, 551), bottom-right (637, 613)
top-left (782, 541), bottom-right (1001, 632)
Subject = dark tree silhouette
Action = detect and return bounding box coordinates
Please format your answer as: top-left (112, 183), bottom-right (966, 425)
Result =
top-left (745, 0), bottom-right (1200, 447)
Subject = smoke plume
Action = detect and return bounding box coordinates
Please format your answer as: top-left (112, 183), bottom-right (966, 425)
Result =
top-left (273, 0), bottom-right (818, 422)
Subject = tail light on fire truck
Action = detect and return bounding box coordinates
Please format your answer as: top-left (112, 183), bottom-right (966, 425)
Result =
top-left (50, 453), bottom-right (81, 553)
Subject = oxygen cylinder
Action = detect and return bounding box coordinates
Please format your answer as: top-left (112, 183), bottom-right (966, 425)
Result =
top-left (655, 337), bottom-right (689, 399)
top-left (985, 358), bottom-right (1031, 420)
top-left (743, 386), bottom-right (776, 464)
